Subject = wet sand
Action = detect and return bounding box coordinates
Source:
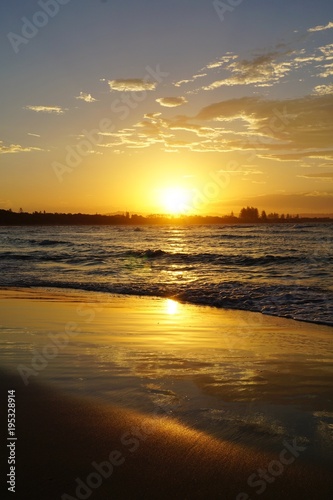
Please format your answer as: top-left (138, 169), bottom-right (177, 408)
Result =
top-left (0, 288), bottom-right (333, 499)
top-left (0, 369), bottom-right (332, 500)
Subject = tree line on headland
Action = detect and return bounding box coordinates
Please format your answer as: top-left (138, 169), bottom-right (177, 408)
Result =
top-left (0, 207), bottom-right (331, 226)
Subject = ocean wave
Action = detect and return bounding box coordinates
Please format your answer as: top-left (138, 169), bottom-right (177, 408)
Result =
top-left (0, 251), bottom-right (74, 262)
top-left (210, 233), bottom-right (257, 240)
top-left (0, 250), bottom-right (107, 265)
top-left (0, 253), bottom-right (36, 261)
top-left (5, 238), bottom-right (72, 246)
top-left (1, 278), bottom-right (331, 327)
top-left (124, 249), bottom-right (304, 266)
top-left (0, 248), bottom-right (309, 268)
top-left (29, 239), bottom-right (72, 246)
top-left (127, 249), bottom-right (167, 258)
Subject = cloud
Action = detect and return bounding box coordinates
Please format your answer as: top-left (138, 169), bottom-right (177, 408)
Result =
top-left (197, 42), bottom-right (333, 92)
top-left (205, 53), bottom-right (238, 69)
top-left (174, 54), bottom-right (238, 89)
top-left (308, 21), bottom-right (333, 32)
top-left (96, 112), bottom-right (235, 154)
top-left (173, 73), bottom-right (207, 88)
top-left (173, 54), bottom-right (238, 88)
top-left (168, 121), bottom-right (220, 138)
top-left (27, 133), bottom-right (41, 137)
top-left (202, 52), bottom-right (293, 89)
top-left (24, 105), bottom-right (66, 114)
top-left (195, 94), bottom-right (333, 160)
top-left (174, 78), bottom-right (193, 87)
top-left (196, 96), bottom-right (258, 121)
top-left (313, 83), bottom-right (333, 95)
top-left (108, 79), bottom-right (157, 92)
top-left (310, 44), bottom-right (333, 78)
top-left (95, 90), bottom-right (333, 160)
top-left (299, 172), bottom-right (333, 180)
top-left (75, 92), bottom-right (97, 103)
top-left (319, 43), bottom-right (333, 58)
top-left (305, 191), bottom-right (333, 197)
top-left (156, 97), bottom-right (187, 107)
top-left (97, 121), bottom-right (170, 150)
top-left (206, 61), bottom-right (224, 69)
top-left (0, 141), bottom-right (44, 154)
top-left (318, 63), bottom-right (333, 78)
top-left (171, 32), bottom-right (332, 99)
top-left (259, 151), bottom-right (333, 161)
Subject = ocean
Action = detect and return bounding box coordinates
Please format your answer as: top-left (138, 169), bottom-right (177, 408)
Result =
top-left (0, 223), bottom-right (332, 326)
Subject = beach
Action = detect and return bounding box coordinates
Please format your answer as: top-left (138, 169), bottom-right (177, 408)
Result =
top-left (2, 0), bottom-right (333, 496)
top-left (0, 288), bottom-right (332, 499)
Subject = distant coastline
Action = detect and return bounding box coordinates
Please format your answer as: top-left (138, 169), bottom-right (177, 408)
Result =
top-left (0, 208), bottom-right (332, 226)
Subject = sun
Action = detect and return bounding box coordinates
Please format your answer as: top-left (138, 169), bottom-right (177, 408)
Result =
top-left (161, 187), bottom-right (191, 215)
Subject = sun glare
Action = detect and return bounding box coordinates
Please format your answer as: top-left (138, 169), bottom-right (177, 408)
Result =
top-left (165, 299), bottom-right (179, 315)
top-left (161, 187), bottom-right (191, 215)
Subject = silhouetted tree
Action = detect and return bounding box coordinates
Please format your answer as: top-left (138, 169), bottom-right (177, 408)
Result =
top-left (240, 206), bottom-right (259, 221)
top-left (267, 212), bottom-right (279, 220)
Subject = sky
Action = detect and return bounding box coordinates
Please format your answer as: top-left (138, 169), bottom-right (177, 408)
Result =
top-left (1, 0), bottom-right (333, 216)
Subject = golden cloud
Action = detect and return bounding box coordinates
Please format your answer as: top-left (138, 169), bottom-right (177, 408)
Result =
top-left (313, 83), bottom-right (333, 95)
top-left (108, 79), bottom-right (157, 92)
top-left (94, 91), bottom-right (333, 162)
top-left (75, 92), bottom-right (97, 103)
top-left (203, 52), bottom-right (293, 90)
top-left (156, 97), bottom-right (188, 107)
top-left (0, 141), bottom-right (44, 154)
top-left (299, 172), bottom-right (333, 180)
top-left (24, 105), bottom-right (66, 114)
top-left (308, 21), bottom-right (333, 32)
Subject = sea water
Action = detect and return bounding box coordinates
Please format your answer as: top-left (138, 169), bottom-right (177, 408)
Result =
top-left (1, 223), bottom-right (332, 325)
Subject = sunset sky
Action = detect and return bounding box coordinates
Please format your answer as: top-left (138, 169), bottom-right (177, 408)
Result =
top-left (1, 0), bottom-right (333, 215)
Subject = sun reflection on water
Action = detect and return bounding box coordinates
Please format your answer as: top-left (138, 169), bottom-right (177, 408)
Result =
top-left (165, 298), bottom-right (179, 315)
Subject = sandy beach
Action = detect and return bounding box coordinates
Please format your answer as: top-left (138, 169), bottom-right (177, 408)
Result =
top-left (3, 0), bottom-right (333, 497)
top-left (1, 288), bottom-right (333, 499)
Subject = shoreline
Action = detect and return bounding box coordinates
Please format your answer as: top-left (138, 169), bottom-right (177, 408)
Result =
top-left (1, 285), bottom-right (332, 329)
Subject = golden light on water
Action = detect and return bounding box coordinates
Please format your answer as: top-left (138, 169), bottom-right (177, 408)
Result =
top-left (165, 299), bottom-right (179, 315)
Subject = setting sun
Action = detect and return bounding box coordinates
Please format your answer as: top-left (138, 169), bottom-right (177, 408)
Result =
top-left (160, 187), bottom-right (191, 215)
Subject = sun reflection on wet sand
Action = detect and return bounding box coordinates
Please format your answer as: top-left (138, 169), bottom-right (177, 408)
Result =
top-left (1, 288), bottom-right (333, 463)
